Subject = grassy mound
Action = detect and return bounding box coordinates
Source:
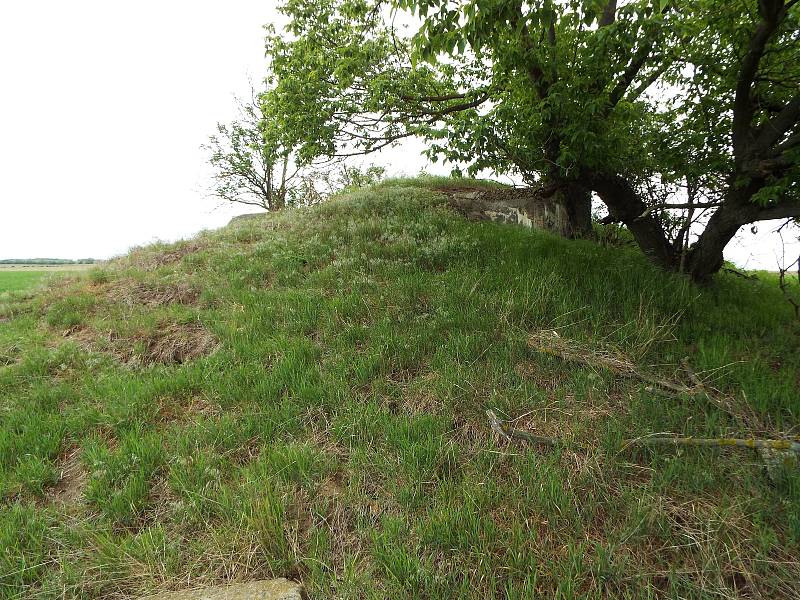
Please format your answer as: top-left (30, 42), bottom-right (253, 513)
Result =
top-left (1, 181), bottom-right (799, 598)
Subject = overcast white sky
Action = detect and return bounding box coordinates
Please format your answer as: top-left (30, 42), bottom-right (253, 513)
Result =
top-left (0, 1), bottom-right (796, 269)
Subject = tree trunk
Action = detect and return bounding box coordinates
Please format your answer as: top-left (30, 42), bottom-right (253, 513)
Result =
top-left (534, 172), bottom-right (592, 238)
top-left (537, 114), bottom-right (591, 238)
top-left (274, 188), bottom-right (286, 210)
top-left (684, 182), bottom-right (764, 283)
top-left (588, 172), bottom-right (678, 270)
top-left (551, 182), bottom-right (593, 238)
top-left (683, 206), bottom-right (744, 282)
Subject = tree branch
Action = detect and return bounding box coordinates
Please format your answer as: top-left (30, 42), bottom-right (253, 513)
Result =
top-left (743, 153), bottom-right (796, 177)
top-left (512, 3), bottom-right (551, 99)
top-left (399, 92), bottom-right (474, 102)
top-left (602, 1), bottom-right (677, 112)
top-left (608, 41), bottom-right (656, 109)
top-left (752, 95), bottom-right (800, 155)
top-left (410, 93), bottom-right (490, 118)
top-left (773, 130), bottom-right (800, 155)
top-left (638, 201), bottom-right (723, 219)
top-left (756, 198), bottom-right (800, 221)
top-left (732, 0), bottom-right (788, 156)
top-left (599, 0), bottom-right (617, 27)
top-left (626, 59), bottom-right (671, 102)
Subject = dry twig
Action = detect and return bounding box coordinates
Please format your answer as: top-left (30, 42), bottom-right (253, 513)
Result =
top-left (528, 330), bottom-right (765, 431)
top-left (529, 330), bottom-right (691, 394)
top-left (487, 409), bottom-right (800, 455)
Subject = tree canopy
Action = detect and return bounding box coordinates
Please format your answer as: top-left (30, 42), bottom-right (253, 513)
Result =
top-left (263, 0), bottom-right (800, 281)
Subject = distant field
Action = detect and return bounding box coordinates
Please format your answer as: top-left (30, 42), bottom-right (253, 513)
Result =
top-left (0, 263), bottom-right (94, 272)
top-left (0, 265), bottom-right (89, 294)
top-left (0, 271), bottom-right (50, 294)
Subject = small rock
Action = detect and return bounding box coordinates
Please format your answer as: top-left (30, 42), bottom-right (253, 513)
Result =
top-left (141, 579), bottom-right (303, 600)
top-left (452, 191), bottom-right (483, 200)
top-left (760, 447), bottom-right (799, 483)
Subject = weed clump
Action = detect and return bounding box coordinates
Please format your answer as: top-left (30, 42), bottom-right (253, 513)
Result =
top-left (45, 294), bottom-right (96, 329)
top-left (126, 321), bottom-right (217, 366)
top-left (47, 447), bottom-right (87, 505)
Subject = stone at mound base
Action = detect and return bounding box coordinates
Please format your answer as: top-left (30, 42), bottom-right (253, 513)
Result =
top-left (141, 579), bottom-right (302, 600)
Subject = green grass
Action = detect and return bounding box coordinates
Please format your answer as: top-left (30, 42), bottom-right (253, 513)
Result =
top-left (0, 266), bottom-right (91, 295)
top-left (0, 271), bottom-right (51, 294)
top-left (1, 180), bottom-right (799, 598)
top-left (374, 174), bottom-right (509, 190)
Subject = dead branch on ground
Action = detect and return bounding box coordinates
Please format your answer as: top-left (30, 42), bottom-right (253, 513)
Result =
top-left (486, 410), bottom-right (800, 454)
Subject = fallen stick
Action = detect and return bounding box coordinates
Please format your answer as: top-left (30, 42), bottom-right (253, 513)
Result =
top-left (624, 435), bottom-right (800, 453)
top-left (487, 410), bottom-right (563, 447)
top-left (681, 356), bottom-right (703, 388)
top-left (529, 332), bottom-right (763, 429)
top-left (486, 410), bottom-right (800, 454)
top-left (529, 333), bottom-right (692, 395)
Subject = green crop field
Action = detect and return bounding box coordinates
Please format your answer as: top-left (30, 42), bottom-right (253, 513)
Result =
top-left (0, 266), bottom-right (91, 295)
top-left (1, 180), bottom-right (799, 599)
top-left (0, 270), bottom-right (50, 294)
top-left (0, 264), bottom-right (94, 272)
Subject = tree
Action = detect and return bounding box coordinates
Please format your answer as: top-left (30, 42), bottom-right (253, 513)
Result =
top-left (204, 90), bottom-right (300, 212)
top-left (265, 0), bottom-right (800, 281)
top-left (206, 86), bottom-right (387, 212)
top-left (265, 0), bottom-right (681, 236)
top-left (285, 163), bottom-right (386, 206)
top-left (591, 0), bottom-right (800, 280)
top-left (662, 0), bottom-right (800, 280)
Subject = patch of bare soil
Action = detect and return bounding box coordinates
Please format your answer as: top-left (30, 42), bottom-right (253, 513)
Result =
top-left (155, 393), bottom-right (221, 424)
top-left (514, 361), bottom-right (567, 392)
top-left (317, 474), bottom-right (345, 500)
top-left (504, 397), bottom-right (618, 444)
top-left (0, 350), bottom-right (18, 369)
top-left (102, 279), bottom-right (201, 307)
top-left (389, 371), bottom-right (444, 416)
top-left (48, 447), bottom-right (87, 505)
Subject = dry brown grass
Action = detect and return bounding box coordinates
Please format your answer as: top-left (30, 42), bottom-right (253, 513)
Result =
top-left (115, 239), bottom-right (210, 272)
top-left (529, 329), bottom-right (652, 379)
top-left (628, 495), bottom-right (800, 598)
top-left (101, 278), bottom-right (201, 308)
top-left (381, 369), bottom-right (444, 417)
top-left (154, 394), bottom-right (221, 425)
top-left (48, 447), bottom-right (87, 506)
top-left (514, 360), bottom-right (567, 391)
top-left (506, 397), bottom-right (619, 443)
top-left (528, 329), bottom-right (771, 435)
top-left (123, 321), bottom-right (218, 366)
top-left (67, 320), bottom-right (218, 367)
